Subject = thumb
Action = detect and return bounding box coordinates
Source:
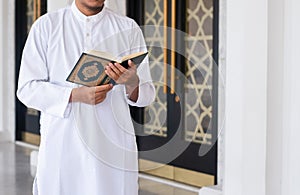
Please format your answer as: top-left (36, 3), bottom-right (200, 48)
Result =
top-left (128, 60), bottom-right (136, 69)
top-left (95, 84), bottom-right (113, 92)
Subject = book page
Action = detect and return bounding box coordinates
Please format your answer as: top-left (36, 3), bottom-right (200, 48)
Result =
top-left (87, 50), bottom-right (118, 62)
top-left (121, 51), bottom-right (147, 62)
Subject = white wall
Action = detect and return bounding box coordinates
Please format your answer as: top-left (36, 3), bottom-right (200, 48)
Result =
top-left (267, 1), bottom-right (300, 195)
top-left (281, 0), bottom-right (300, 194)
top-left (222, 0), bottom-right (268, 195)
top-left (0, 0), bottom-right (15, 142)
top-left (47, 0), bottom-right (69, 12)
top-left (267, 0), bottom-right (284, 194)
top-left (0, 0), bottom-right (4, 133)
top-left (105, 0), bottom-right (126, 15)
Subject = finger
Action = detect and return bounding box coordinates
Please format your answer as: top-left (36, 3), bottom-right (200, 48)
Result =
top-left (95, 92), bottom-right (108, 104)
top-left (114, 62), bottom-right (127, 72)
top-left (94, 84), bottom-right (113, 93)
top-left (95, 84), bottom-right (113, 92)
top-left (109, 63), bottom-right (123, 75)
top-left (128, 60), bottom-right (136, 69)
top-left (105, 66), bottom-right (119, 80)
top-left (95, 95), bottom-right (105, 103)
top-left (95, 99), bottom-right (104, 105)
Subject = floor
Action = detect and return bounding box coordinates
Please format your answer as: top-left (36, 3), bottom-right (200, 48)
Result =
top-left (0, 143), bottom-right (33, 195)
top-left (0, 142), bottom-right (197, 195)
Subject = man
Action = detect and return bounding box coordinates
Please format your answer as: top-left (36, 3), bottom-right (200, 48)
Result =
top-left (17, 0), bottom-right (155, 194)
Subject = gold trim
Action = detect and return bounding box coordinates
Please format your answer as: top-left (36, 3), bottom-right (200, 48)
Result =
top-left (139, 159), bottom-right (174, 180)
top-left (22, 132), bottom-right (40, 146)
top-left (33, 0), bottom-right (41, 21)
top-left (163, 0), bottom-right (168, 93)
top-left (175, 95), bottom-right (180, 102)
top-left (37, 0), bottom-right (41, 19)
top-left (139, 159), bottom-right (215, 187)
top-left (170, 0), bottom-right (176, 94)
top-left (174, 167), bottom-right (215, 187)
top-left (27, 108), bottom-right (39, 116)
top-left (33, 0), bottom-right (37, 20)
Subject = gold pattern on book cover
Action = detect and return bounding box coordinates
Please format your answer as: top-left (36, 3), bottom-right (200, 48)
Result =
top-left (67, 54), bottom-right (108, 87)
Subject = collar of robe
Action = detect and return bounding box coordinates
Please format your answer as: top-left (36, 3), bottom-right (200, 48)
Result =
top-left (71, 1), bottom-right (106, 22)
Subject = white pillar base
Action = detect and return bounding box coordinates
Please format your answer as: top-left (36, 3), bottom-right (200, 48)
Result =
top-left (30, 150), bottom-right (38, 178)
top-left (30, 150), bottom-right (39, 167)
top-left (0, 132), bottom-right (11, 142)
top-left (199, 186), bottom-right (222, 195)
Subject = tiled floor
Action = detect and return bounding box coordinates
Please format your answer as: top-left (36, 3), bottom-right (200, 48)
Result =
top-left (0, 142), bottom-right (197, 195)
top-left (0, 143), bottom-right (34, 195)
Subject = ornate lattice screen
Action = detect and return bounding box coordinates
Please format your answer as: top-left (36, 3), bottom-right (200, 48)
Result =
top-left (184, 0), bottom-right (214, 145)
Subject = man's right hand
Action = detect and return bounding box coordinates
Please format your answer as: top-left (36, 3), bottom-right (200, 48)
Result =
top-left (70, 84), bottom-right (113, 105)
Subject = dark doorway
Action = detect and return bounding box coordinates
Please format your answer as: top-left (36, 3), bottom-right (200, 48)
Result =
top-left (15, 0), bottom-right (47, 145)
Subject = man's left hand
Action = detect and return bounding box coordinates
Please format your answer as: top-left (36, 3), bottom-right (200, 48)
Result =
top-left (105, 60), bottom-right (139, 102)
top-left (105, 60), bottom-right (139, 87)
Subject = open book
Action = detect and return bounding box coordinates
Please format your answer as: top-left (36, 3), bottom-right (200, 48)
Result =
top-left (66, 50), bottom-right (148, 87)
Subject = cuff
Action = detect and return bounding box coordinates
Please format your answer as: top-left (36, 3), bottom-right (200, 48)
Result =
top-left (60, 87), bottom-right (73, 118)
top-left (124, 79), bottom-right (155, 107)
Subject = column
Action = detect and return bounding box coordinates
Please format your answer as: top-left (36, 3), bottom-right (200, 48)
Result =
top-left (281, 0), bottom-right (300, 194)
top-left (222, 0), bottom-right (268, 194)
top-left (266, 0), bottom-right (284, 194)
top-left (47, 0), bottom-right (69, 12)
top-left (0, 0), bottom-right (15, 142)
top-left (0, 0), bottom-right (4, 135)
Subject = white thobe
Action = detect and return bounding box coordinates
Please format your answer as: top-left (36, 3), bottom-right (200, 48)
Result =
top-left (17, 3), bottom-right (155, 195)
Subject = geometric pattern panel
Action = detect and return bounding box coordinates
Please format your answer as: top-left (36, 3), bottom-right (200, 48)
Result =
top-left (184, 0), bottom-right (214, 145)
top-left (27, 0), bottom-right (44, 32)
top-left (26, 0), bottom-right (38, 119)
top-left (26, 0), bottom-right (41, 117)
top-left (143, 0), bottom-right (167, 137)
top-left (27, 0), bottom-right (35, 32)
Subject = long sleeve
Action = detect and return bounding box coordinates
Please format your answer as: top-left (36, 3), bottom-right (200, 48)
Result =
top-left (124, 21), bottom-right (155, 107)
top-left (16, 19), bottom-right (73, 118)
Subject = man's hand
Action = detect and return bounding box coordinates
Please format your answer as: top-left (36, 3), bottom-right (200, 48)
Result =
top-left (70, 84), bottom-right (113, 105)
top-left (105, 60), bottom-right (139, 102)
top-left (105, 60), bottom-right (139, 86)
